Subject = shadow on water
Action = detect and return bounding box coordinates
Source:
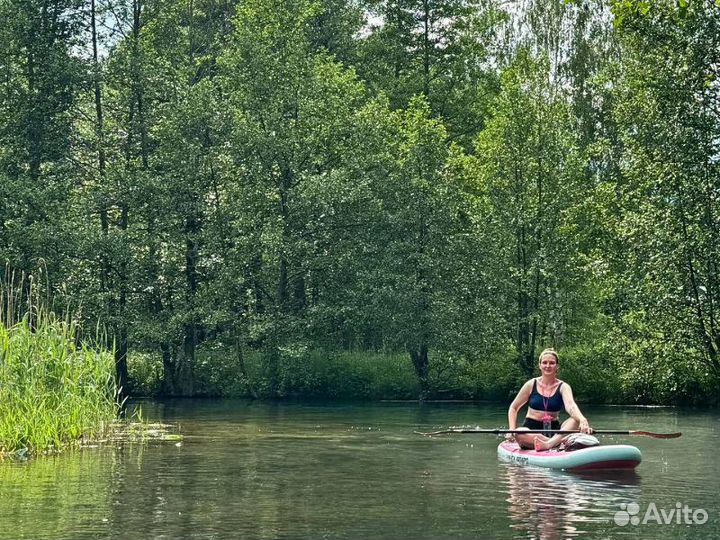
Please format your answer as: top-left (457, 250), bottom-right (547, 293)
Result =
top-left (500, 463), bottom-right (642, 540)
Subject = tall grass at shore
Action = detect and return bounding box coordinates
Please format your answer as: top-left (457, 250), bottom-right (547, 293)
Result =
top-left (0, 270), bottom-right (120, 454)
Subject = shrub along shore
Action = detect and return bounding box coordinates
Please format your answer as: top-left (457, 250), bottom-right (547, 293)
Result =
top-left (127, 344), bottom-right (716, 406)
top-left (0, 287), bottom-right (120, 455)
top-left (0, 307), bottom-right (710, 457)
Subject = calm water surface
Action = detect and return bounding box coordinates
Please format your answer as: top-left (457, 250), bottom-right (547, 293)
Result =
top-left (0, 400), bottom-right (718, 539)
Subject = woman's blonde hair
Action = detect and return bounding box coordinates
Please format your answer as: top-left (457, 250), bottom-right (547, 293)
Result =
top-left (538, 348), bottom-right (559, 364)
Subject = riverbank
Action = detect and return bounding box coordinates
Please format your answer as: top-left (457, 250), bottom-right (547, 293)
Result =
top-left (0, 308), bottom-right (119, 455)
top-left (127, 343), bottom-right (716, 406)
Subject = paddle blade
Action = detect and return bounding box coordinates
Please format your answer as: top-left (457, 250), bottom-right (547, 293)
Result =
top-left (414, 427), bottom-right (497, 436)
top-left (629, 430), bottom-right (682, 439)
top-left (414, 429), bottom-right (468, 436)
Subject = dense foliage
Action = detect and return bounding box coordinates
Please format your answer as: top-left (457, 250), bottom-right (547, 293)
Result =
top-left (1, 0), bottom-right (718, 404)
top-left (0, 273), bottom-right (120, 453)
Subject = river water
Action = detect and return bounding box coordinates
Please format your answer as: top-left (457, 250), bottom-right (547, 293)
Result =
top-left (0, 400), bottom-right (718, 539)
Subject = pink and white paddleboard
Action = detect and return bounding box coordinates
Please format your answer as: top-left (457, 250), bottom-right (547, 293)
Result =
top-left (497, 441), bottom-right (641, 471)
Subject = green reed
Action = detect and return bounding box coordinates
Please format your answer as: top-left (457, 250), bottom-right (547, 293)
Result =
top-left (0, 269), bottom-right (120, 455)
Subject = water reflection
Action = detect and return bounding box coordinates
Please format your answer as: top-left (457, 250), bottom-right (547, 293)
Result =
top-left (1, 402), bottom-right (716, 539)
top-left (501, 463), bottom-right (642, 540)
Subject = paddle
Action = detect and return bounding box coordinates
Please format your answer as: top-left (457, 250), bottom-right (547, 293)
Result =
top-left (415, 428), bottom-right (682, 439)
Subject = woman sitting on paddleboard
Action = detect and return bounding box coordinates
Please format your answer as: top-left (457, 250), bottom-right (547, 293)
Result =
top-left (507, 348), bottom-right (593, 451)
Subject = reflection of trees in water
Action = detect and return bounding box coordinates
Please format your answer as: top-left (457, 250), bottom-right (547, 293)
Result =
top-left (502, 463), bottom-right (641, 540)
top-left (0, 449), bottom-right (114, 537)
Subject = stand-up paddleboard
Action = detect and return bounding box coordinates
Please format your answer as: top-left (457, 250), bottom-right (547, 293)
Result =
top-left (497, 441), bottom-right (641, 471)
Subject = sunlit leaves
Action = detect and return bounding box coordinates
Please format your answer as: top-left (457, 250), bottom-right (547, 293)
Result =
top-left (605, 0), bottom-right (720, 400)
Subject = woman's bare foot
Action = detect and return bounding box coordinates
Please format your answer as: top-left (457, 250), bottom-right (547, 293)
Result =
top-left (534, 436), bottom-right (551, 451)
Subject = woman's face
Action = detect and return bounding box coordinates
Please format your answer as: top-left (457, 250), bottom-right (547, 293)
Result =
top-left (538, 354), bottom-right (558, 376)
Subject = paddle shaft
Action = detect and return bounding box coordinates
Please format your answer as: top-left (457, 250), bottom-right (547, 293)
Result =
top-left (416, 428), bottom-right (682, 439)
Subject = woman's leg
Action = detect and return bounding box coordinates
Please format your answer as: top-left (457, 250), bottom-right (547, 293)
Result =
top-left (514, 427), bottom-right (548, 449)
top-left (534, 417), bottom-right (579, 451)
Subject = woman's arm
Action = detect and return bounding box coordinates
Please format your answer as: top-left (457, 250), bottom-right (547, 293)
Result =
top-left (561, 383), bottom-right (592, 433)
top-left (507, 380), bottom-right (532, 430)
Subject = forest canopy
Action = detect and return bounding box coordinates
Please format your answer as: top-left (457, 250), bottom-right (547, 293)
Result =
top-left (1, 0), bottom-right (718, 404)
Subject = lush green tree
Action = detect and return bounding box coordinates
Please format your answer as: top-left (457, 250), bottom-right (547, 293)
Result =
top-left (472, 49), bottom-right (588, 376)
top-left (70, 0), bottom-right (154, 394)
top-left (603, 0), bottom-right (720, 402)
top-left (375, 99), bottom-right (501, 396)
top-left (74, 0), bottom-right (241, 395)
top-left (217, 0), bottom-right (371, 393)
top-left (307, 0), bottom-right (365, 63)
top-left (302, 95), bottom-right (501, 398)
top-left (356, 0), bottom-right (501, 148)
top-left (0, 0), bottom-right (84, 281)
top-left (349, 98), bottom-right (453, 397)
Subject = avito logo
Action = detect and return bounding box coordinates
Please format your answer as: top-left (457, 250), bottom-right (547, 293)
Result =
top-left (614, 502), bottom-right (709, 526)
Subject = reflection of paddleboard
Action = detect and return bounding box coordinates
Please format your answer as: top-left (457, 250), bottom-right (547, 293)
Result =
top-left (497, 441), bottom-right (641, 471)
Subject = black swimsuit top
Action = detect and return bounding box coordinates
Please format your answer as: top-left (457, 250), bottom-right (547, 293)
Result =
top-left (528, 379), bottom-right (564, 412)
